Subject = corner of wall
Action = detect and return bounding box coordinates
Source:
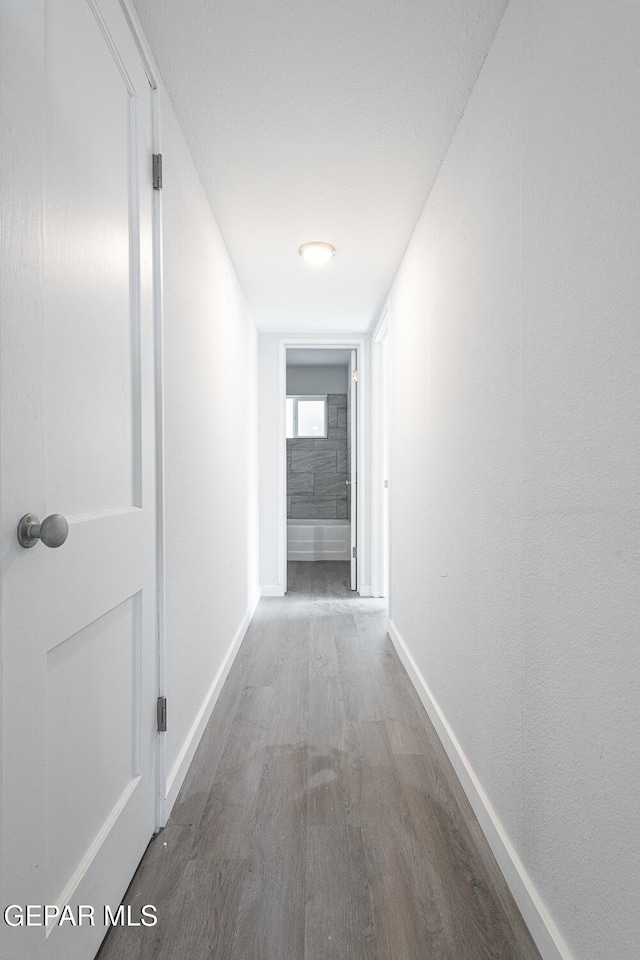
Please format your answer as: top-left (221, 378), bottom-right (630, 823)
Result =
top-left (161, 586), bottom-right (261, 825)
top-left (387, 618), bottom-right (573, 960)
top-left (260, 584), bottom-right (285, 597)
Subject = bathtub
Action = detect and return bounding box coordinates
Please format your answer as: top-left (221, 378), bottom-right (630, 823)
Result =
top-left (287, 519), bottom-right (350, 561)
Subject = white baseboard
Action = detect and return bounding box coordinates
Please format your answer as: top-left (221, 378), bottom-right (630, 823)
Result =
top-left (387, 618), bottom-right (573, 960)
top-left (261, 584), bottom-right (285, 597)
top-left (161, 587), bottom-right (261, 824)
top-left (358, 584), bottom-right (372, 597)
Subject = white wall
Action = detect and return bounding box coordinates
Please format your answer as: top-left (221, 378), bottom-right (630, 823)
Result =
top-left (160, 89), bottom-right (260, 810)
top-left (286, 364), bottom-right (349, 395)
top-left (384, 2), bottom-right (640, 959)
top-left (258, 335), bottom-right (282, 589)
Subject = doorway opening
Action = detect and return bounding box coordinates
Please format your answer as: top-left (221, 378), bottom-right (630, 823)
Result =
top-left (279, 342), bottom-right (364, 596)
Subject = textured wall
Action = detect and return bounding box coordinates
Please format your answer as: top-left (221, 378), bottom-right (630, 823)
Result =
top-left (258, 336), bottom-right (281, 587)
top-left (386, 1), bottom-right (640, 958)
top-left (287, 394), bottom-right (348, 519)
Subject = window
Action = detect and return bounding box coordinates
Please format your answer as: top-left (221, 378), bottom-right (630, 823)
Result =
top-left (286, 396), bottom-right (328, 438)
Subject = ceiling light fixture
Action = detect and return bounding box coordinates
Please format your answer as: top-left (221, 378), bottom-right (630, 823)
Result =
top-left (298, 241), bottom-right (336, 265)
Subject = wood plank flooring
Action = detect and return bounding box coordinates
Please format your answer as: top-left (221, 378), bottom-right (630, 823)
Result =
top-left (97, 561), bottom-right (541, 960)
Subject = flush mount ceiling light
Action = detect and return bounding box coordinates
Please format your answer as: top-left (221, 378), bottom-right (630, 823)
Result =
top-left (298, 241), bottom-right (336, 265)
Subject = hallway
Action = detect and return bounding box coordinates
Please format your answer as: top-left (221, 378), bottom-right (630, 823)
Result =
top-left (99, 563), bottom-right (540, 960)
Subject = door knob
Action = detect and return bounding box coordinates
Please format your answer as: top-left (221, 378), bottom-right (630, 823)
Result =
top-left (17, 513), bottom-right (69, 549)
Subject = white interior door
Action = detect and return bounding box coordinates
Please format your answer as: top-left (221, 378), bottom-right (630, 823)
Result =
top-left (348, 350), bottom-right (358, 590)
top-left (1, 2), bottom-right (157, 959)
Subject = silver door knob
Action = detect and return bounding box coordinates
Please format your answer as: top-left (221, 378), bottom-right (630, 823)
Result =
top-left (17, 513), bottom-right (69, 549)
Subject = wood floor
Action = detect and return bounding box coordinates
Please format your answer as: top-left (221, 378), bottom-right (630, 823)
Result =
top-left (98, 561), bottom-right (541, 960)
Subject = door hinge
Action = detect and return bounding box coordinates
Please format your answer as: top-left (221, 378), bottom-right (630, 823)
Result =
top-left (352, 369), bottom-right (358, 382)
top-left (152, 153), bottom-right (163, 190)
top-left (157, 696), bottom-right (167, 732)
top-left (352, 546), bottom-right (357, 559)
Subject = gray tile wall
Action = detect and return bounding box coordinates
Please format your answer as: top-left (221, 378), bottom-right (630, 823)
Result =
top-left (287, 393), bottom-right (348, 519)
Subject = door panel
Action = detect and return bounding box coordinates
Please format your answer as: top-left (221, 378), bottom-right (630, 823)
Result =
top-left (0, 2), bottom-right (157, 959)
top-left (45, 0), bottom-right (141, 515)
top-left (45, 593), bottom-right (142, 906)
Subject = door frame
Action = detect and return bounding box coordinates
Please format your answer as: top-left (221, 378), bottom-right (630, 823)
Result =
top-left (117, 0), bottom-right (169, 830)
top-left (278, 337), bottom-right (368, 595)
top-left (348, 348), bottom-right (358, 590)
top-left (371, 306), bottom-right (390, 599)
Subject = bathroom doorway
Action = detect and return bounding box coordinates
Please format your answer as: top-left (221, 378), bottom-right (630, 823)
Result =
top-left (279, 341), bottom-right (364, 595)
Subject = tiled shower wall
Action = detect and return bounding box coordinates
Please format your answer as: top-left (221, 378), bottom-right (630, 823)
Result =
top-left (287, 393), bottom-right (348, 519)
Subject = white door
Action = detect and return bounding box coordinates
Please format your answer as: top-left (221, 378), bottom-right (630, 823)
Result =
top-left (348, 350), bottom-right (358, 590)
top-left (1, 2), bottom-right (157, 959)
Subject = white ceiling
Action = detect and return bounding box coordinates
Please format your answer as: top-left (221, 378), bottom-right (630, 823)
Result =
top-left (132, 0), bottom-right (508, 334)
